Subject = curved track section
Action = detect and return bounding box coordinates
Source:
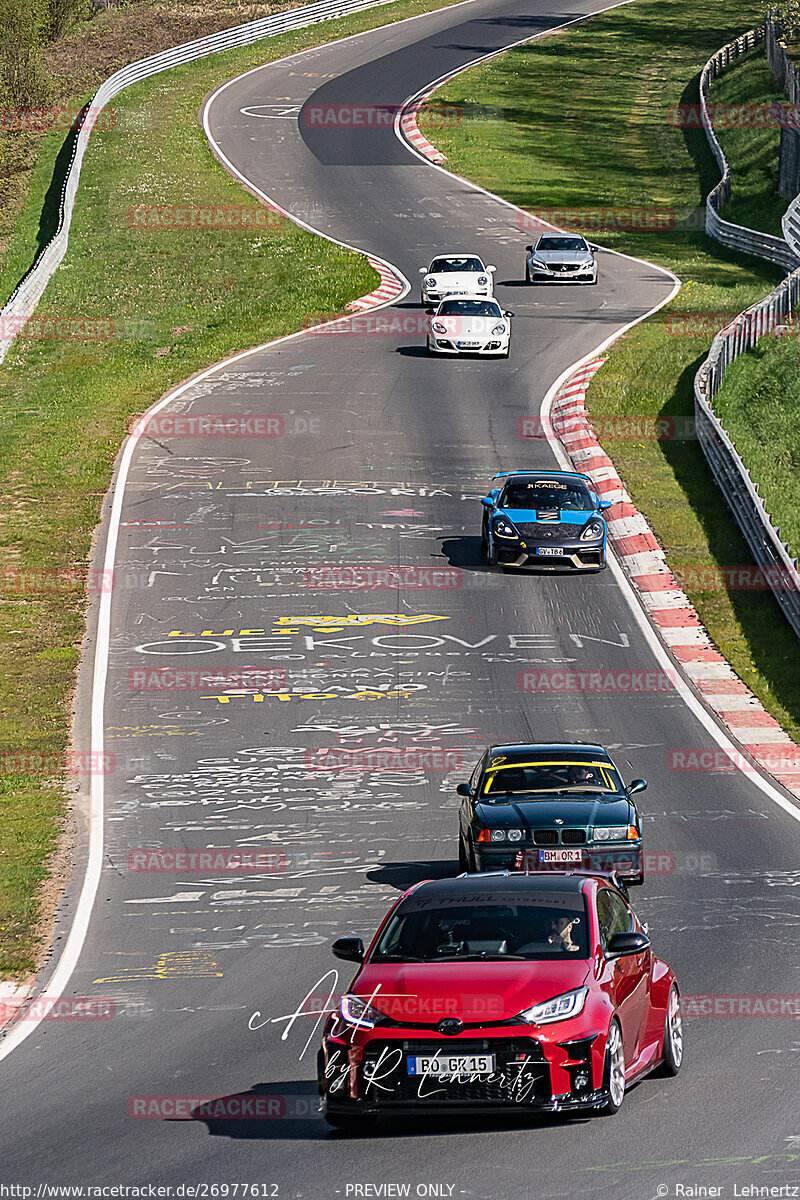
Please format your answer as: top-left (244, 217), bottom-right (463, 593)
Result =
top-left (2, 2), bottom-right (800, 1196)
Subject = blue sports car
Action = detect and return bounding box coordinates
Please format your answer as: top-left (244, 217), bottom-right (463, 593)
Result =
top-left (481, 470), bottom-right (611, 571)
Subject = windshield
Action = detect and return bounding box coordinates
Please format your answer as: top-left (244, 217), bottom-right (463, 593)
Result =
top-left (483, 760), bottom-right (622, 797)
top-left (536, 237), bottom-right (588, 253)
top-left (429, 257), bottom-right (484, 273)
top-left (499, 480), bottom-right (595, 511)
top-left (438, 300), bottom-right (502, 317)
top-left (372, 897), bottom-right (590, 961)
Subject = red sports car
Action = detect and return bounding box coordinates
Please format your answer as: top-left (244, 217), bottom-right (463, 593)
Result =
top-left (318, 871), bottom-right (682, 1128)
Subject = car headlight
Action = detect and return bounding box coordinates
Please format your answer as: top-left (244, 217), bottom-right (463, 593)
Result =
top-left (340, 994), bottom-right (385, 1030)
top-left (580, 519), bottom-right (605, 541)
top-left (530, 259), bottom-right (547, 270)
top-left (424, 276), bottom-right (436, 286)
top-left (477, 275), bottom-right (488, 286)
top-left (492, 516), bottom-right (518, 539)
top-left (581, 257), bottom-right (595, 267)
top-left (431, 321), bottom-right (447, 334)
top-left (491, 323), bottom-right (507, 335)
top-left (517, 986), bottom-right (588, 1025)
top-left (507, 828), bottom-right (523, 842)
top-left (593, 825), bottom-right (638, 841)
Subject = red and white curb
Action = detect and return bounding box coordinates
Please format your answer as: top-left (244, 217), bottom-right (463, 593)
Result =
top-left (347, 255), bottom-right (406, 311)
top-left (551, 358), bottom-right (800, 799)
top-left (399, 87), bottom-right (448, 163)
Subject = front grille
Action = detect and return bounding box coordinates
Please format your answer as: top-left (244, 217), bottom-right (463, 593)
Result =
top-left (533, 829), bottom-right (559, 846)
top-left (360, 1039), bottom-right (550, 1106)
top-left (562, 829), bottom-right (587, 845)
top-left (515, 521), bottom-right (579, 540)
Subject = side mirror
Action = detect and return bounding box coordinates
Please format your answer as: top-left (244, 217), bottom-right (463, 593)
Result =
top-left (504, 310), bottom-right (514, 318)
top-left (480, 496), bottom-right (493, 509)
top-left (332, 937), bottom-right (364, 963)
top-left (425, 308), bottom-right (435, 315)
top-left (599, 499), bottom-right (613, 511)
top-left (456, 782), bottom-right (472, 797)
top-left (607, 931), bottom-right (650, 957)
top-left (588, 242), bottom-right (600, 251)
top-left (525, 245), bottom-right (533, 252)
top-left (486, 265), bottom-right (497, 272)
top-left (419, 267), bottom-right (428, 274)
top-left (627, 779), bottom-right (647, 796)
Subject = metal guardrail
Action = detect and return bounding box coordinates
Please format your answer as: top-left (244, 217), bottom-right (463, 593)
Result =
top-left (0, 0), bottom-right (400, 364)
top-left (700, 26), bottom-right (800, 271)
top-left (782, 189), bottom-right (800, 251)
top-left (694, 27), bottom-right (800, 637)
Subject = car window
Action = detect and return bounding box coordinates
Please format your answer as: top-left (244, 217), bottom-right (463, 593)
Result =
top-left (535, 237), bottom-right (588, 252)
top-left (596, 889), bottom-right (633, 952)
top-left (371, 897), bottom-right (590, 961)
top-left (429, 257), bottom-right (484, 273)
top-left (482, 760), bottom-right (622, 798)
top-left (469, 755), bottom-right (485, 792)
top-left (499, 481), bottom-right (595, 511)
top-left (437, 300), bottom-right (502, 317)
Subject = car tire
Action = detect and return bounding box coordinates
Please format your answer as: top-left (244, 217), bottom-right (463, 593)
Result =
top-left (458, 831), bottom-right (469, 873)
top-left (660, 985), bottom-right (683, 1076)
top-left (598, 1020), bottom-right (625, 1116)
top-left (487, 539), bottom-right (499, 568)
top-left (325, 1111), bottom-right (377, 1132)
top-left (480, 516), bottom-right (489, 559)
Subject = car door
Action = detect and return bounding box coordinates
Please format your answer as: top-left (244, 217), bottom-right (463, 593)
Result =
top-left (460, 753), bottom-right (486, 841)
top-left (595, 888), bottom-right (650, 1066)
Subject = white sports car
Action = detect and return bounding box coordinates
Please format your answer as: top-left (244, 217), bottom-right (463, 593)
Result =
top-left (419, 253), bottom-right (496, 304)
top-left (525, 234), bottom-right (598, 284)
top-left (426, 296), bottom-right (513, 358)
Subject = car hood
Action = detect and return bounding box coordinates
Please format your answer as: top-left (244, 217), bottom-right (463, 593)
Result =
top-left (427, 272), bottom-right (488, 291)
top-left (497, 507), bottom-right (598, 526)
top-left (475, 796), bottom-right (632, 827)
top-left (531, 248), bottom-right (593, 264)
top-left (352, 959), bottom-right (592, 1023)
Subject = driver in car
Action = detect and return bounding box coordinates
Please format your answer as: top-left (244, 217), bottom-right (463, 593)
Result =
top-left (547, 915), bottom-right (581, 952)
top-left (568, 764), bottom-right (602, 787)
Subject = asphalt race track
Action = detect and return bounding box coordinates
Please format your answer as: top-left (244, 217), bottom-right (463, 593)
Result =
top-left (2, 0), bottom-right (800, 1195)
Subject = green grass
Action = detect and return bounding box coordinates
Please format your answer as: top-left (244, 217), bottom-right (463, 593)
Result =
top-left (708, 45), bottom-right (789, 237)
top-left (0, 0), bottom-right (469, 980)
top-left (425, 0), bottom-right (800, 744)
top-left (713, 333), bottom-right (800, 558)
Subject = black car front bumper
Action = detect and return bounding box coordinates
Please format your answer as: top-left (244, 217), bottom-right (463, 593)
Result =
top-left (493, 535), bottom-right (605, 571)
top-left (472, 844), bottom-right (643, 882)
